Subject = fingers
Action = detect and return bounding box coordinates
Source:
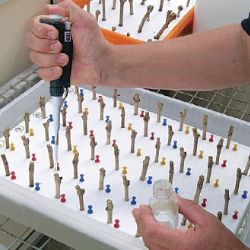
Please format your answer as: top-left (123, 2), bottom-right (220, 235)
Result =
top-left (133, 205), bottom-right (157, 228)
top-left (26, 15), bottom-right (60, 57)
top-left (29, 15), bottom-right (58, 40)
top-left (133, 205), bottom-right (185, 249)
top-left (30, 51), bottom-right (68, 68)
top-left (26, 12), bottom-right (67, 82)
top-left (178, 197), bottom-right (211, 227)
top-left (46, 0), bottom-right (83, 24)
top-left (38, 66), bottom-right (62, 81)
top-left (26, 32), bottom-right (62, 54)
top-left (134, 199), bottom-right (211, 231)
top-left (133, 205), bottom-right (158, 247)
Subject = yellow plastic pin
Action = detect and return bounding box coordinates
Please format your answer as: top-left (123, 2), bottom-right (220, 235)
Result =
top-left (73, 145), bottom-right (78, 154)
top-left (185, 126), bottom-right (190, 134)
top-left (214, 179), bottom-right (219, 188)
top-left (161, 157), bottom-right (166, 165)
top-left (136, 148), bottom-right (141, 156)
top-left (10, 143), bottom-right (15, 151)
top-left (119, 102), bottom-right (123, 109)
top-left (122, 166), bottom-right (127, 175)
top-left (29, 128), bottom-right (34, 136)
top-left (84, 107), bottom-right (89, 113)
top-left (233, 144), bottom-right (238, 151)
top-left (198, 150), bottom-right (204, 159)
top-left (128, 123), bottom-right (132, 131)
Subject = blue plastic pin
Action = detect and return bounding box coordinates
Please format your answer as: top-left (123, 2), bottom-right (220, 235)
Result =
top-left (105, 116), bottom-right (110, 122)
top-left (175, 187), bottom-right (179, 194)
top-left (131, 196), bottom-right (137, 205)
top-left (80, 88), bottom-right (84, 97)
top-left (242, 190), bottom-right (248, 199)
top-left (105, 184), bottom-right (111, 193)
top-left (186, 167), bottom-right (191, 176)
top-left (63, 101), bottom-right (68, 109)
top-left (173, 140), bottom-right (178, 149)
top-left (51, 136), bottom-right (55, 144)
top-left (87, 205), bottom-right (93, 214)
top-left (35, 182), bottom-right (40, 191)
top-left (49, 114), bottom-right (53, 122)
top-left (79, 174), bottom-right (84, 182)
top-left (162, 118), bottom-right (167, 126)
top-left (147, 176), bottom-right (153, 185)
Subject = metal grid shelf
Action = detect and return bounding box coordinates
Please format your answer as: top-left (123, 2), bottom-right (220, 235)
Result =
top-left (149, 84), bottom-right (250, 122)
top-left (0, 215), bottom-right (73, 250)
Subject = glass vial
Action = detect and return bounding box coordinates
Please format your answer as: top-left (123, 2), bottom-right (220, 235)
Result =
top-left (149, 179), bottom-right (178, 228)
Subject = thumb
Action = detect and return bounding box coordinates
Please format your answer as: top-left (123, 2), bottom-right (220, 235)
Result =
top-left (45, 0), bottom-right (83, 23)
top-left (133, 205), bottom-right (186, 249)
top-left (178, 197), bottom-right (211, 227)
top-left (133, 205), bottom-right (158, 228)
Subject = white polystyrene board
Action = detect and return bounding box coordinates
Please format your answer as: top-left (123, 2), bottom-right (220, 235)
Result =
top-left (84, 86), bottom-right (250, 147)
top-left (1, 81), bottom-right (249, 147)
top-left (0, 80), bottom-right (250, 250)
top-left (87, 0), bottom-right (195, 41)
top-left (0, 177), bottom-right (145, 250)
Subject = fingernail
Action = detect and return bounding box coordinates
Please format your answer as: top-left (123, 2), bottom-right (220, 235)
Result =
top-left (52, 67), bottom-right (60, 75)
top-left (50, 42), bottom-right (60, 52)
top-left (57, 55), bottom-right (66, 64)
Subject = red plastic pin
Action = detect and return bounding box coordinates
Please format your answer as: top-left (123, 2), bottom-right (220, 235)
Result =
top-left (140, 110), bottom-right (145, 117)
top-left (32, 153), bottom-right (37, 161)
top-left (95, 155), bottom-right (100, 163)
top-left (60, 194), bottom-right (66, 203)
top-left (89, 130), bottom-right (94, 137)
top-left (114, 219), bottom-right (120, 228)
top-left (68, 122), bottom-right (73, 129)
top-left (221, 160), bottom-right (227, 168)
top-left (209, 135), bottom-right (214, 142)
top-left (201, 198), bottom-right (207, 207)
top-left (232, 210), bottom-right (238, 220)
top-left (10, 171), bottom-right (16, 180)
top-left (150, 132), bottom-right (155, 140)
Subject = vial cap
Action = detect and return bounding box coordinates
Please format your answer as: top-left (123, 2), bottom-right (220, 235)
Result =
top-left (153, 179), bottom-right (173, 199)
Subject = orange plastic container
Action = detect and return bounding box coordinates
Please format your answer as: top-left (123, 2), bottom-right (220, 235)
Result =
top-left (73, 0), bottom-right (88, 8)
top-left (74, 0), bottom-right (194, 45)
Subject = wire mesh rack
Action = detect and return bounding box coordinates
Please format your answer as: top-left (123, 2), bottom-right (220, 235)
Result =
top-left (0, 215), bottom-right (73, 250)
top-left (149, 84), bottom-right (250, 122)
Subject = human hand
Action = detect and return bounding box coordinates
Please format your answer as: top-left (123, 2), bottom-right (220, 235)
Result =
top-left (132, 197), bottom-right (248, 250)
top-left (25, 0), bottom-right (112, 85)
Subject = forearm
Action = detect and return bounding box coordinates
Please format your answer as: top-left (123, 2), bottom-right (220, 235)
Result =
top-left (102, 24), bottom-right (250, 90)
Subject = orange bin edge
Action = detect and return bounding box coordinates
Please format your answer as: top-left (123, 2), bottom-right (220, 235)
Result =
top-left (74, 0), bottom-right (194, 45)
top-left (73, 0), bottom-right (88, 8)
top-left (165, 7), bottom-right (194, 40)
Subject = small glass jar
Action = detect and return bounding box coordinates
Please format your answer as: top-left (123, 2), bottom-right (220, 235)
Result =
top-left (149, 179), bottom-right (178, 228)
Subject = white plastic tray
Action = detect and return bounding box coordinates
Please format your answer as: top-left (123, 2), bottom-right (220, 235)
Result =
top-left (0, 80), bottom-right (249, 249)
